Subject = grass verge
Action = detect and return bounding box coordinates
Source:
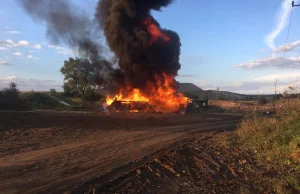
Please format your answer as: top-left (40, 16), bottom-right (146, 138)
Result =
top-left (231, 98), bottom-right (300, 193)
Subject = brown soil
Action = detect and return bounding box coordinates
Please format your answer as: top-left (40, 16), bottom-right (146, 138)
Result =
top-left (0, 111), bottom-right (242, 194)
top-left (67, 133), bottom-right (279, 194)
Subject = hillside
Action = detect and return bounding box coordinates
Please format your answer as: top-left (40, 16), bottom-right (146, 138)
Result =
top-left (178, 83), bottom-right (203, 92)
top-left (178, 83), bottom-right (245, 100)
top-left (198, 90), bottom-right (246, 100)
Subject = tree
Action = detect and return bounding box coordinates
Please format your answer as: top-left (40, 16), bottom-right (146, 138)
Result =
top-left (50, 88), bottom-right (56, 93)
top-left (60, 57), bottom-right (96, 99)
top-left (9, 82), bottom-right (18, 92)
top-left (0, 82), bottom-right (28, 110)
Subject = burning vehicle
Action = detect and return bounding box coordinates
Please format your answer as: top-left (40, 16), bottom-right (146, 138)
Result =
top-left (104, 99), bottom-right (187, 114)
top-left (103, 86), bottom-right (188, 114)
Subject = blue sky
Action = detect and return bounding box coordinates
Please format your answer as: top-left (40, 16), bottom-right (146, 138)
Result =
top-left (1, 0), bottom-right (300, 94)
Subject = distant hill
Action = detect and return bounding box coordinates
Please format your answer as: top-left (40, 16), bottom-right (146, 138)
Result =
top-left (178, 83), bottom-right (247, 100)
top-left (178, 83), bottom-right (203, 92)
top-left (197, 90), bottom-right (246, 100)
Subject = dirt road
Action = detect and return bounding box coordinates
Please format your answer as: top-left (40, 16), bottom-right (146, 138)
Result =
top-left (0, 111), bottom-right (242, 194)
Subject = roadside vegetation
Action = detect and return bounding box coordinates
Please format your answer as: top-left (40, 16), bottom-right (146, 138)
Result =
top-left (21, 92), bottom-right (66, 109)
top-left (232, 97), bottom-right (300, 193)
top-left (0, 82), bottom-right (28, 110)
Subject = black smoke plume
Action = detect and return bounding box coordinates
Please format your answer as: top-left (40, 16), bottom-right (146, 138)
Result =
top-left (17, 0), bottom-right (181, 95)
top-left (96, 0), bottom-right (181, 94)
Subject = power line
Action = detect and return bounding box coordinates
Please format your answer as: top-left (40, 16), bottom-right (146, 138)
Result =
top-left (288, 49), bottom-right (300, 83)
top-left (280, 7), bottom-right (294, 73)
top-left (276, 4), bottom-right (294, 94)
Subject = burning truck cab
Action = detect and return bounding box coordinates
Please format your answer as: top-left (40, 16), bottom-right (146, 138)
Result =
top-left (107, 100), bottom-right (149, 113)
top-left (105, 99), bottom-right (187, 114)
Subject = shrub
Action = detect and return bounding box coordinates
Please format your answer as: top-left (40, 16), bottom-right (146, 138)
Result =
top-left (0, 82), bottom-right (29, 110)
top-left (21, 92), bottom-right (62, 109)
top-left (258, 96), bottom-right (268, 105)
top-left (50, 88), bottom-right (56, 93)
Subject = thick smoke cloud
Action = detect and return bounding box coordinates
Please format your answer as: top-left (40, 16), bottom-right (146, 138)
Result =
top-left (16, 0), bottom-right (116, 86)
top-left (17, 0), bottom-right (181, 95)
top-left (96, 0), bottom-right (181, 93)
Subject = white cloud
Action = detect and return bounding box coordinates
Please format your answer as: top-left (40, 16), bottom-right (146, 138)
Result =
top-left (7, 76), bottom-right (16, 79)
top-left (33, 44), bottom-right (42, 49)
top-left (48, 44), bottom-right (72, 55)
top-left (259, 49), bottom-right (265, 53)
top-left (195, 71), bottom-right (300, 94)
top-left (13, 52), bottom-right (22, 56)
top-left (0, 77), bottom-right (62, 91)
top-left (254, 72), bottom-right (300, 83)
top-left (6, 30), bottom-right (21, 34)
top-left (0, 47), bottom-right (8, 50)
top-left (2, 39), bottom-right (29, 47)
top-left (4, 39), bottom-right (15, 47)
top-left (264, 0), bottom-right (293, 49)
top-left (0, 39), bottom-right (42, 51)
top-left (0, 59), bottom-right (9, 65)
top-left (273, 40), bottom-right (300, 52)
top-left (18, 40), bottom-right (29, 46)
top-left (25, 54), bottom-right (39, 60)
top-left (234, 55), bottom-right (300, 69)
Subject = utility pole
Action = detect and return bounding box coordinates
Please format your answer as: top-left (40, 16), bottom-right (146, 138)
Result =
top-left (292, 1), bottom-right (300, 7)
top-left (274, 78), bottom-right (277, 115)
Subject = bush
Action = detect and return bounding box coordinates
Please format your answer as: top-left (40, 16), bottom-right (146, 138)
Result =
top-left (0, 82), bottom-right (29, 110)
top-left (258, 96), bottom-right (268, 105)
top-left (50, 88), bottom-right (56, 93)
top-left (21, 92), bottom-right (63, 109)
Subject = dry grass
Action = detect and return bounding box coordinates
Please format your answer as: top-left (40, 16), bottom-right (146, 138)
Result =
top-left (234, 98), bottom-right (300, 192)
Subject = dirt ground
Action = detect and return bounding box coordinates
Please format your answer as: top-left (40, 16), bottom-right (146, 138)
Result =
top-left (67, 133), bottom-right (280, 194)
top-left (0, 111), bottom-right (242, 194)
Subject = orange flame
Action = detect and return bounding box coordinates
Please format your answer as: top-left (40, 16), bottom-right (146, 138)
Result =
top-left (144, 17), bottom-right (170, 45)
top-left (106, 88), bottom-right (149, 106)
top-left (106, 74), bottom-right (188, 113)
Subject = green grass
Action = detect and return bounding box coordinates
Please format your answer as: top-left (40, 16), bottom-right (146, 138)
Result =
top-left (233, 98), bottom-right (300, 193)
top-left (21, 92), bottom-right (67, 109)
top-left (48, 92), bottom-right (80, 107)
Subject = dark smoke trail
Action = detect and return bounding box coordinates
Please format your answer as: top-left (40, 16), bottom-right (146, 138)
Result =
top-left (16, 0), bottom-right (116, 86)
top-left (18, 0), bottom-right (182, 96)
top-left (95, 0), bottom-right (181, 94)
